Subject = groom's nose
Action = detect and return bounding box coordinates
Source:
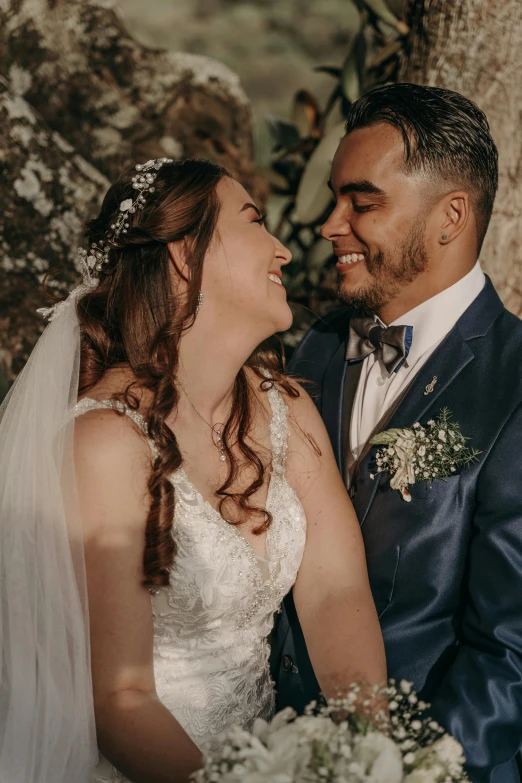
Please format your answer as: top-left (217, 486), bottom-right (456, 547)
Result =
top-left (321, 205), bottom-right (353, 242)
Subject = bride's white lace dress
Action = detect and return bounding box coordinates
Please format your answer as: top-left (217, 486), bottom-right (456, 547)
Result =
top-left (73, 382), bottom-right (307, 783)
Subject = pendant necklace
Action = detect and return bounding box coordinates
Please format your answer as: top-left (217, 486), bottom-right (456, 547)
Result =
top-left (178, 379), bottom-right (232, 462)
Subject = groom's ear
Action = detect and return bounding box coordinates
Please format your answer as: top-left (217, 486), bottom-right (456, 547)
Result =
top-left (439, 191), bottom-right (471, 245)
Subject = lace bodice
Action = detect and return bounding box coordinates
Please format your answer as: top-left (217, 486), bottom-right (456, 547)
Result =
top-left (73, 382), bottom-right (307, 782)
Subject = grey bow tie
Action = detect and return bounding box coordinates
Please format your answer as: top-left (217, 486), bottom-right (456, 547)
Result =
top-left (346, 317), bottom-right (413, 374)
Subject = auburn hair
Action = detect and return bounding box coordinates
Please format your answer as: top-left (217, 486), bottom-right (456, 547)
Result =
top-left (75, 158), bottom-right (298, 589)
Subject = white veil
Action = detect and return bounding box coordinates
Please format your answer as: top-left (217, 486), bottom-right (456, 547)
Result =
top-left (0, 285), bottom-right (98, 782)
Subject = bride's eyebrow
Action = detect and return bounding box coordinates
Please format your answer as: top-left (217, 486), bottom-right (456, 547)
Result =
top-left (239, 202), bottom-right (262, 217)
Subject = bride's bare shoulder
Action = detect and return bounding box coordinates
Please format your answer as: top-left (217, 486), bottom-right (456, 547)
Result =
top-left (78, 366), bottom-right (150, 407)
top-left (73, 406), bottom-right (152, 538)
top-left (75, 368), bottom-right (153, 489)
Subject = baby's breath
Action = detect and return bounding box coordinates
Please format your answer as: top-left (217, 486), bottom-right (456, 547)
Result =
top-left (369, 408), bottom-right (480, 502)
top-left (192, 680), bottom-right (468, 782)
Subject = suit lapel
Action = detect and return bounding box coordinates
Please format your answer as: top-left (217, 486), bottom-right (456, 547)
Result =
top-left (381, 327), bottom-right (474, 432)
top-left (354, 324), bottom-right (475, 526)
top-left (317, 277), bottom-right (503, 526)
top-left (379, 276), bottom-right (503, 435)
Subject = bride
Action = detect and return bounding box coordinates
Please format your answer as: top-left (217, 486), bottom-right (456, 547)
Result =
top-left (0, 158), bottom-right (386, 783)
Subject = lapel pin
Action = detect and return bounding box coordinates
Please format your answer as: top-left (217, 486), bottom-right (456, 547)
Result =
top-left (424, 376), bottom-right (438, 396)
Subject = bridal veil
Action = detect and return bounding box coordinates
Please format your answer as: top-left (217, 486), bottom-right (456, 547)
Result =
top-left (0, 286), bottom-right (97, 782)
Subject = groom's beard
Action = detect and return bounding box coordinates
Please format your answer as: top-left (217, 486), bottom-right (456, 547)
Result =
top-left (337, 223), bottom-right (429, 317)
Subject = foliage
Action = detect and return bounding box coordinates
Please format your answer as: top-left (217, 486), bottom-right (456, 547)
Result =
top-left (265, 0), bottom-right (409, 346)
top-left (0, 368), bottom-right (7, 405)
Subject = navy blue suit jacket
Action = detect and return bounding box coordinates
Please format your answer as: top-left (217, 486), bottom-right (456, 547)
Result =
top-left (271, 278), bottom-right (522, 782)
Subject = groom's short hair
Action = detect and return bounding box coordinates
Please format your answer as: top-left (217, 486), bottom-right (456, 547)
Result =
top-left (344, 83), bottom-right (498, 252)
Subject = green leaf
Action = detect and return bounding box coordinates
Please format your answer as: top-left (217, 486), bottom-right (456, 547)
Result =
top-left (292, 89), bottom-right (322, 139)
top-left (314, 66), bottom-right (342, 79)
top-left (307, 237), bottom-right (335, 271)
top-left (363, 0), bottom-right (400, 28)
top-left (265, 114), bottom-right (301, 151)
top-left (341, 31), bottom-right (367, 103)
top-left (305, 237), bottom-right (334, 286)
top-left (364, 0), bottom-right (409, 35)
top-left (322, 95), bottom-right (345, 135)
top-left (385, 0), bottom-right (406, 16)
top-left (341, 47), bottom-right (360, 104)
top-left (369, 428), bottom-right (404, 446)
top-left (345, 0), bottom-right (365, 38)
top-left (367, 38), bottom-right (403, 70)
top-left (293, 121), bottom-right (345, 225)
top-left (0, 367), bottom-right (8, 405)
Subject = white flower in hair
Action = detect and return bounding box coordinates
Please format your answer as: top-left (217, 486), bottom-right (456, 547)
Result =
top-left (37, 158), bottom-right (173, 321)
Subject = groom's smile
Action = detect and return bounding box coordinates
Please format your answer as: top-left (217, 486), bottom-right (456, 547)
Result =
top-left (321, 123), bottom-right (435, 321)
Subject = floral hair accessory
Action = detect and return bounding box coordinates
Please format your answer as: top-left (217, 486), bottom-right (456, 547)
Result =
top-left (77, 157), bottom-right (173, 279)
top-left (369, 408), bottom-right (480, 502)
top-left (38, 158), bottom-right (173, 322)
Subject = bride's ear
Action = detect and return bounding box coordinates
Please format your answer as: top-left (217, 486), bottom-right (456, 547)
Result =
top-left (167, 239), bottom-right (190, 282)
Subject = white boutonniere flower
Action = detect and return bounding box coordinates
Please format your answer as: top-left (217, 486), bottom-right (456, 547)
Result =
top-left (369, 408), bottom-right (480, 502)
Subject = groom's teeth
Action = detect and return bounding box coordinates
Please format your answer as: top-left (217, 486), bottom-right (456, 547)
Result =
top-left (268, 273), bottom-right (283, 286)
top-left (338, 253), bottom-right (364, 265)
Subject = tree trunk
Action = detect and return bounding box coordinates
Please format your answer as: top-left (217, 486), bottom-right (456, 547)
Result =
top-left (399, 0), bottom-right (522, 315)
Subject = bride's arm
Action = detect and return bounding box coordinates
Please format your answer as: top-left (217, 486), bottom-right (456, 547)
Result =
top-left (74, 410), bottom-right (202, 783)
top-left (285, 383), bottom-right (387, 705)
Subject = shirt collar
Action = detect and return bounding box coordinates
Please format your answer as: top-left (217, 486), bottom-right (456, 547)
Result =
top-left (386, 261), bottom-right (486, 367)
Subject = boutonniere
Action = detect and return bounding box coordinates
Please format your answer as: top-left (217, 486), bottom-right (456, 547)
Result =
top-left (369, 408), bottom-right (480, 502)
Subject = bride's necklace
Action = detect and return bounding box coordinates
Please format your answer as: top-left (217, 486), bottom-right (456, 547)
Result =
top-left (177, 379), bottom-right (232, 463)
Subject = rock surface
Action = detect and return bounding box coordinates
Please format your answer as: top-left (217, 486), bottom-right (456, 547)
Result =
top-left (1, 0), bottom-right (265, 200)
top-left (0, 77), bottom-right (109, 380)
top-left (0, 0), bottom-right (264, 382)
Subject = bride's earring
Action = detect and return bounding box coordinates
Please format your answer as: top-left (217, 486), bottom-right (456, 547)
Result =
top-left (195, 290), bottom-right (204, 315)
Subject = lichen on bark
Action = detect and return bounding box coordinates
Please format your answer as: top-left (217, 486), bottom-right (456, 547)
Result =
top-left (399, 0), bottom-right (522, 315)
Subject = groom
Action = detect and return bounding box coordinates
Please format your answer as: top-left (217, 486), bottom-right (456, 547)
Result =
top-left (271, 83), bottom-right (522, 782)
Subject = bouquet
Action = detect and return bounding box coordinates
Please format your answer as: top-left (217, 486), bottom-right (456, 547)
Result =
top-left (192, 681), bottom-right (468, 782)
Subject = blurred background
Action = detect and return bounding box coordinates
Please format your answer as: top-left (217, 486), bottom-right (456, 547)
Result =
top-left (1, 0), bottom-right (521, 401)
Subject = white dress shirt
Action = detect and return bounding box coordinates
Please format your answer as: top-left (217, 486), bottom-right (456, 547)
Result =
top-left (350, 261), bottom-right (486, 458)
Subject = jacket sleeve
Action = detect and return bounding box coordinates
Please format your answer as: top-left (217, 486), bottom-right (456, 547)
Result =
top-left (429, 401), bottom-right (522, 782)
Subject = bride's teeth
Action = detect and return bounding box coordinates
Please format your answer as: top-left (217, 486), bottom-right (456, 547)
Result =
top-left (268, 273), bottom-right (282, 286)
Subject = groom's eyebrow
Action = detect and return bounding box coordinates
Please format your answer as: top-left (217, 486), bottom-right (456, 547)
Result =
top-left (327, 179), bottom-right (387, 197)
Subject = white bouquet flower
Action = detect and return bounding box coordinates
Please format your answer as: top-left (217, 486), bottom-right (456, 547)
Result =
top-left (192, 681), bottom-right (468, 782)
